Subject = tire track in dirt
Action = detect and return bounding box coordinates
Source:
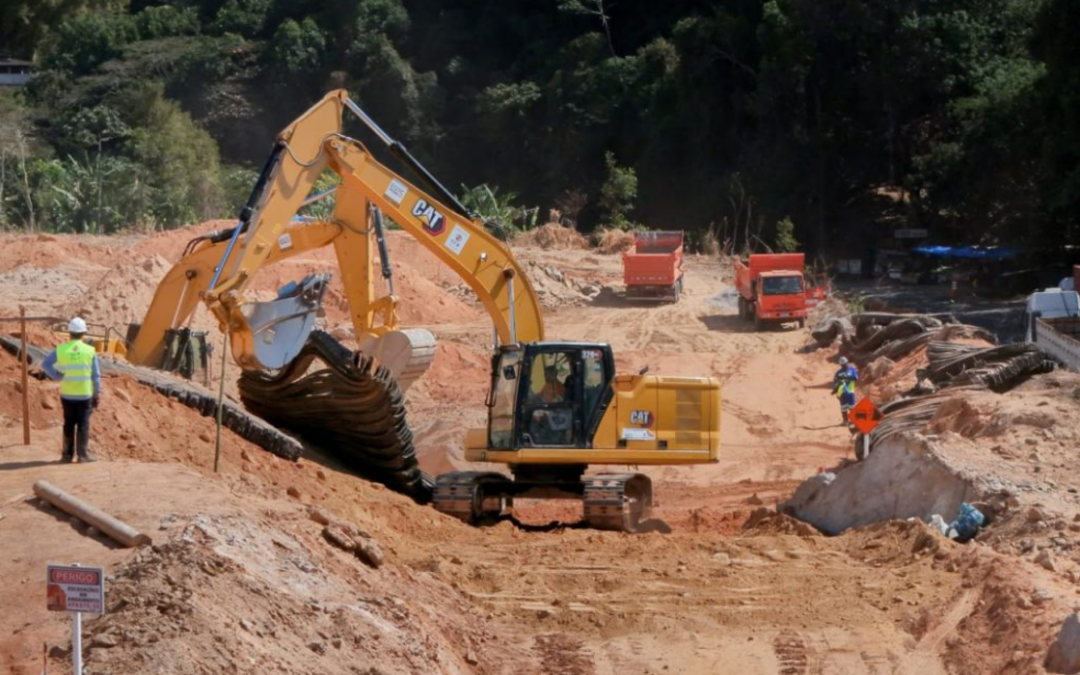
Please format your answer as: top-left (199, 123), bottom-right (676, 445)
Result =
top-left (894, 589), bottom-right (977, 675)
top-left (533, 634), bottom-right (594, 675)
top-left (772, 630), bottom-right (824, 674)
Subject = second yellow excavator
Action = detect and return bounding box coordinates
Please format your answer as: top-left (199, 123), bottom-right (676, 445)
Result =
top-left (124, 90), bottom-right (720, 532)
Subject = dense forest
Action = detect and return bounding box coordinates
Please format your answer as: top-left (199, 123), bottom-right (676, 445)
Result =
top-left (1, 0), bottom-right (1078, 255)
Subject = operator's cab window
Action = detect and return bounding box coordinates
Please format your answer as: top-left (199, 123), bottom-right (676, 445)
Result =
top-left (489, 350), bottom-right (522, 449)
top-left (522, 352), bottom-right (576, 447)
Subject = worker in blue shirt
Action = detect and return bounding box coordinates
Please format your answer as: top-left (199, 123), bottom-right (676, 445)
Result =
top-left (42, 317), bottom-right (101, 463)
top-left (833, 356), bottom-right (858, 425)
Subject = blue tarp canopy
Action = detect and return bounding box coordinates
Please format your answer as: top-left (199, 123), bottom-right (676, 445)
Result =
top-left (912, 245), bottom-right (1018, 260)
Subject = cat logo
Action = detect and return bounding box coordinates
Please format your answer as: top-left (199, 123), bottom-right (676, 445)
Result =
top-left (630, 410), bottom-right (653, 427)
top-left (411, 199), bottom-right (446, 236)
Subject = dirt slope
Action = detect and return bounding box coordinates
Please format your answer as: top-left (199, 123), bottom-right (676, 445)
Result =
top-left (1, 225), bottom-right (1077, 674)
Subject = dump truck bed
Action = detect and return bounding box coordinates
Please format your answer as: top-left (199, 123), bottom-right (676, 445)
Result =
top-left (623, 231), bottom-right (684, 301)
top-left (1035, 317), bottom-right (1080, 371)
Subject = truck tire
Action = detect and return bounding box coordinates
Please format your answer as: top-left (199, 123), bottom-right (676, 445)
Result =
top-left (798, 317), bottom-right (806, 329)
top-left (738, 296), bottom-right (747, 320)
top-left (754, 311), bottom-right (763, 331)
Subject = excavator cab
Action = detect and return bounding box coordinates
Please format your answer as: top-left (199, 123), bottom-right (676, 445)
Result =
top-left (488, 343), bottom-right (615, 450)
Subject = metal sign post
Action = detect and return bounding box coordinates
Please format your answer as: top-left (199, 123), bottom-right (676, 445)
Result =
top-left (20, 306), bottom-right (30, 445)
top-left (848, 398), bottom-right (884, 461)
top-left (47, 563), bottom-right (105, 674)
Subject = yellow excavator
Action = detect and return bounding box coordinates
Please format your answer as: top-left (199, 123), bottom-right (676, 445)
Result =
top-left (124, 90), bottom-right (721, 532)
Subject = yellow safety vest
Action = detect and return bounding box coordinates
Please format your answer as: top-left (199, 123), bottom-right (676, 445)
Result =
top-left (56, 340), bottom-right (95, 399)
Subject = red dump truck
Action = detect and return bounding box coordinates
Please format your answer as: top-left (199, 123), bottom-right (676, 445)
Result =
top-left (623, 231), bottom-right (685, 302)
top-left (735, 253), bottom-right (808, 329)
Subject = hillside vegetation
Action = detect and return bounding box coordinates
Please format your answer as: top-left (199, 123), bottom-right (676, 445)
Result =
top-left (1, 0), bottom-right (1077, 251)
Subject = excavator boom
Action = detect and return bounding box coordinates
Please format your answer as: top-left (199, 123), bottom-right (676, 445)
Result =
top-left (129, 89), bottom-right (541, 375)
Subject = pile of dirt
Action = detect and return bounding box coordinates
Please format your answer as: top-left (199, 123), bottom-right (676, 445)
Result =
top-left (67, 255), bottom-right (173, 329)
top-left (0, 265), bottom-right (97, 318)
top-left (513, 223), bottom-right (589, 250)
top-left (742, 507), bottom-right (821, 537)
top-left (1, 223), bottom-right (487, 353)
top-left (72, 512), bottom-right (522, 675)
top-left (0, 233), bottom-right (110, 274)
top-left (129, 221), bottom-right (231, 261)
top-left (592, 228), bottom-right (634, 254)
top-left (520, 260), bottom-right (602, 307)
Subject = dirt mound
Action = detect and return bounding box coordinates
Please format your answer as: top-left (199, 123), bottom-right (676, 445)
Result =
top-left (742, 507), bottom-right (822, 537)
top-left (72, 513), bottom-right (520, 675)
top-left (131, 220), bottom-right (233, 262)
top-left (0, 265), bottom-right (97, 318)
top-left (418, 342), bottom-right (490, 405)
top-left (593, 228), bottom-right (634, 254)
top-left (0, 233), bottom-right (109, 273)
top-left (67, 255), bottom-right (173, 328)
top-left (513, 223), bottom-right (589, 250)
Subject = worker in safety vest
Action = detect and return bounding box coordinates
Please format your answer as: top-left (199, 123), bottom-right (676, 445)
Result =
top-left (42, 317), bottom-right (101, 463)
top-left (833, 356), bottom-right (858, 425)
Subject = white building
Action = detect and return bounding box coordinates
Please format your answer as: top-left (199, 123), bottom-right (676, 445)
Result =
top-left (0, 59), bottom-right (32, 87)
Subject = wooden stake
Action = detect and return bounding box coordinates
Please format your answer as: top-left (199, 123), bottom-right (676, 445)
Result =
top-left (214, 330), bottom-right (228, 473)
top-left (20, 306), bottom-right (29, 446)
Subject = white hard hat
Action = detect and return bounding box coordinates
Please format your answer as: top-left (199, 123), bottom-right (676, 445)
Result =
top-left (838, 356), bottom-right (849, 366)
top-left (68, 317), bottom-right (88, 333)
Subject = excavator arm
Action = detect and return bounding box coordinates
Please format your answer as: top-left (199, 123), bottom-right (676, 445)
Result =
top-left (129, 89), bottom-right (543, 373)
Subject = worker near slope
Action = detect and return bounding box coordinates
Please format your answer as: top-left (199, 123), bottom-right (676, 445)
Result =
top-left (42, 317), bottom-right (101, 463)
top-left (833, 356), bottom-right (858, 425)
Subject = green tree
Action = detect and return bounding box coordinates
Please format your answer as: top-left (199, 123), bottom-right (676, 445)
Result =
top-left (460, 183), bottom-right (538, 234)
top-left (209, 0), bottom-right (271, 37)
top-left (774, 216), bottom-right (798, 252)
top-left (557, 0), bottom-right (616, 56)
top-left (1032, 0), bottom-right (1080, 240)
top-left (0, 0), bottom-right (129, 59)
top-left (270, 17), bottom-right (326, 81)
top-left (599, 151), bottom-right (636, 229)
top-left (123, 85), bottom-right (223, 227)
top-left (39, 10), bottom-right (138, 75)
top-left (134, 5), bottom-right (200, 39)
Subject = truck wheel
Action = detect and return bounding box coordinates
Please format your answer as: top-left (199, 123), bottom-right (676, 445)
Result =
top-left (738, 296), bottom-right (747, 320)
top-left (754, 312), bottom-right (763, 331)
top-left (798, 318), bottom-right (806, 329)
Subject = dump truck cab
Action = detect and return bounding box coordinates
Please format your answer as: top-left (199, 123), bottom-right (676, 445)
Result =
top-left (735, 253), bottom-right (809, 329)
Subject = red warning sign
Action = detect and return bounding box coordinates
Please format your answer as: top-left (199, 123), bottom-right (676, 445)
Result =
top-left (847, 398), bottom-right (883, 435)
top-left (47, 565), bottom-right (104, 613)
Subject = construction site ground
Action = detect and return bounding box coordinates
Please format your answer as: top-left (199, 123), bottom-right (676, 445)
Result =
top-left (1, 224), bottom-right (1079, 674)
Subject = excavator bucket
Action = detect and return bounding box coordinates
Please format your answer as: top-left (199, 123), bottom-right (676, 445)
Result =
top-left (360, 329), bottom-right (437, 392)
top-left (241, 274), bottom-right (330, 370)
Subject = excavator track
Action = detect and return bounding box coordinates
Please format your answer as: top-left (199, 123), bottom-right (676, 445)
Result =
top-left (238, 330), bottom-right (434, 502)
top-left (583, 474), bottom-right (652, 532)
top-left (432, 471), bottom-right (512, 524)
top-left (432, 470), bottom-right (653, 533)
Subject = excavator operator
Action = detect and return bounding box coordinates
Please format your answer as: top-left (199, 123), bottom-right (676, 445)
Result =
top-left (536, 365), bottom-right (567, 403)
